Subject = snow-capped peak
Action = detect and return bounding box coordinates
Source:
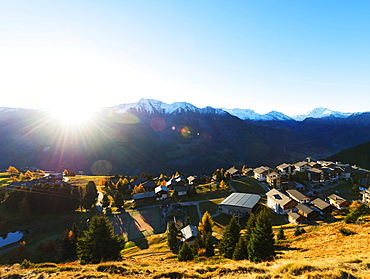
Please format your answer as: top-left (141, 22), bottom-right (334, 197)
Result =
top-left (292, 107), bottom-right (353, 121)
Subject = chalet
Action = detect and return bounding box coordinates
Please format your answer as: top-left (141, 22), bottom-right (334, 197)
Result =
top-left (276, 163), bottom-right (295, 175)
top-left (141, 181), bottom-right (157, 191)
top-left (253, 166), bottom-right (272, 181)
top-left (295, 203), bottom-right (320, 220)
top-left (180, 225), bottom-right (198, 244)
top-left (288, 211), bottom-right (305, 225)
top-left (225, 167), bottom-right (241, 179)
top-left (218, 193), bottom-right (260, 217)
top-left (266, 189), bottom-right (298, 214)
top-left (132, 191), bottom-right (157, 203)
top-left (294, 161), bottom-right (310, 172)
top-left (321, 167), bottom-right (341, 182)
top-left (242, 167), bottom-right (253, 176)
top-left (286, 189), bottom-right (311, 204)
top-left (187, 176), bottom-right (199, 185)
top-left (266, 171), bottom-right (289, 190)
top-left (307, 161), bottom-right (320, 169)
top-left (311, 198), bottom-right (334, 213)
top-left (166, 175), bottom-right (187, 188)
top-left (307, 168), bottom-right (324, 182)
top-left (174, 185), bottom-right (188, 196)
top-left (155, 185), bottom-right (169, 200)
top-left (327, 194), bottom-right (350, 209)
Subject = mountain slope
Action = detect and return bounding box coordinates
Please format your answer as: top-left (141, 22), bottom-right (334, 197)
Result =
top-left (327, 141), bottom-right (370, 169)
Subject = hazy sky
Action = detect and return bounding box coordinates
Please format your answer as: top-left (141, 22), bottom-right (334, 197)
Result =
top-left (1, 1), bottom-right (369, 116)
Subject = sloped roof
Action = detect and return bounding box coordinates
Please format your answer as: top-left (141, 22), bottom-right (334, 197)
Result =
top-left (220, 193), bottom-right (260, 209)
top-left (266, 189), bottom-right (292, 207)
top-left (287, 211), bottom-right (302, 221)
top-left (312, 198), bottom-right (331, 210)
top-left (132, 191), bottom-right (156, 200)
top-left (254, 166), bottom-right (272, 174)
top-left (276, 163), bottom-right (291, 170)
top-left (155, 185), bottom-right (169, 194)
top-left (308, 167), bottom-right (323, 174)
top-left (294, 161), bottom-right (308, 167)
top-left (296, 203), bottom-right (314, 215)
top-left (181, 225), bottom-right (198, 241)
top-left (286, 189), bottom-right (310, 201)
top-left (226, 167), bottom-right (240, 175)
top-left (328, 194), bottom-right (347, 203)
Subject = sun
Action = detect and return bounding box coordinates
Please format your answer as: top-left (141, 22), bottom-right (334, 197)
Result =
top-left (50, 102), bottom-right (96, 126)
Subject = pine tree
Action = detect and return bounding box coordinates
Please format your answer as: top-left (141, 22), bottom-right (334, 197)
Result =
top-left (178, 241), bottom-right (194, 261)
top-left (198, 211), bottom-right (214, 236)
top-left (167, 222), bottom-right (178, 251)
top-left (247, 208), bottom-right (275, 262)
top-left (245, 213), bottom-right (256, 242)
top-left (82, 181), bottom-right (98, 210)
top-left (102, 194), bottom-right (110, 208)
top-left (18, 198), bottom-right (32, 221)
top-left (77, 215), bottom-right (124, 264)
top-left (277, 226), bottom-right (286, 240)
top-left (218, 216), bottom-right (240, 258)
top-left (60, 222), bottom-right (80, 260)
top-left (204, 231), bottom-right (214, 257)
top-left (232, 235), bottom-right (248, 260)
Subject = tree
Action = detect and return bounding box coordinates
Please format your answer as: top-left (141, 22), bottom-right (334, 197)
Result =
top-left (218, 216), bottom-right (240, 258)
top-left (167, 222), bottom-right (178, 251)
top-left (247, 208), bottom-right (275, 262)
top-left (18, 198), bottom-right (32, 221)
top-left (345, 202), bottom-right (370, 224)
top-left (178, 241), bottom-right (194, 261)
top-left (277, 226), bottom-right (286, 240)
top-left (77, 215), bottom-right (124, 264)
top-left (7, 166), bottom-right (19, 174)
top-left (204, 232), bottom-right (214, 257)
top-left (102, 194), bottom-right (110, 208)
top-left (198, 211), bottom-right (214, 236)
top-left (232, 235), bottom-right (247, 260)
top-left (60, 222), bottom-right (80, 260)
top-left (172, 188), bottom-right (179, 201)
top-left (113, 191), bottom-right (124, 208)
top-left (82, 181), bottom-right (98, 210)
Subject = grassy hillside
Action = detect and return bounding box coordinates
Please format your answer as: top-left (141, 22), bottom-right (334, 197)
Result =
top-left (327, 141), bottom-right (370, 169)
top-left (2, 220), bottom-right (370, 278)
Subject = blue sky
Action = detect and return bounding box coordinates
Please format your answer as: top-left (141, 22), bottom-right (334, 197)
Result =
top-left (1, 1), bottom-right (369, 116)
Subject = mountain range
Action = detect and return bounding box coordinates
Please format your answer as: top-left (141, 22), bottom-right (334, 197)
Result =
top-left (0, 99), bottom-right (369, 175)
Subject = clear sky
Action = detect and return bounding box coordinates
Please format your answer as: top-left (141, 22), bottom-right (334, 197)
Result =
top-left (1, 0), bottom-right (369, 116)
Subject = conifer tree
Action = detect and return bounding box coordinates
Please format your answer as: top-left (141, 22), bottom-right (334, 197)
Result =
top-left (167, 222), bottom-right (178, 251)
top-left (245, 213), bottom-right (256, 242)
top-left (82, 181), bottom-right (98, 210)
top-left (277, 226), bottom-right (286, 240)
top-left (247, 208), bottom-right (275, 262)
top-left (113, 191), bottom-right (124, 208)
top-left (77, 215), bottom-right (124, 264)
top-left (18, 198), bottom-right (32, 221)
top-left (204, 231), bottom-right (214, 257)
top-left (232, 235), bottom-right (248, 260)
top-left (178, 241), bottom-right (194, 261)
top-left (218, 216), bottom-right (240, 258)
top-left (102, 194), bottom-right (110, 208)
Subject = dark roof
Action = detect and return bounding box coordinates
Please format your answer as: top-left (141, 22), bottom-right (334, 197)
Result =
top-left (312, 198), bottom-right (331, 210)
top-left (132, 191), bottom-right (156, 200)
top-left (296, 203), bottom-right (316, 215)
top-left (220, 193), bottom-right (260, 209)
top-left (174, 185), bottom-right (188, 192)
top-left (142, 181), bottom-right (156, 189)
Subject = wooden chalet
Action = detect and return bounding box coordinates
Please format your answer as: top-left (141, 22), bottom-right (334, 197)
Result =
top-left (295, 203), bottom-right (320, 221)
top-left (327, 194), bottom-right (350, 209)
top-left (286, 189), bottom-right (311, 204)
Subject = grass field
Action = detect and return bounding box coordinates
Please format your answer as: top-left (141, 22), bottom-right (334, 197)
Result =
top-left (318, 181), bottom-right (361, 201)
top-left (199, 199), bottom-right (224, 216)
top-left (230, 177), bottom-right (265, 195)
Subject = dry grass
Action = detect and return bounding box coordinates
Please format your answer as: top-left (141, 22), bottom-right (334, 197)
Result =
top-left (2, 221), bottom-right (370, 278)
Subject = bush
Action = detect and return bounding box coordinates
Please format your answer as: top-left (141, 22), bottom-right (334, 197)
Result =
top-left (20, 259), bottom-right (34, 269)
top-left (338, 227), bottom-right (356, 236)
top-left (294, 226), bottom-right (306, 236)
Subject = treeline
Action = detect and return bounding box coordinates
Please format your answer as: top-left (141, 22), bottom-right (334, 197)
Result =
top-left (3, 181), bottom-right (98, 216)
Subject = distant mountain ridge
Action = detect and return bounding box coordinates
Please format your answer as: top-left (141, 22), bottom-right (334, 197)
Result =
top-left (108, 99), bottom-right (361, 121)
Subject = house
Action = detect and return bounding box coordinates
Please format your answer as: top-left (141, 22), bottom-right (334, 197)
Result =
top-left (141, 181), bottom-right (157, 191)
top-left (288, 211), bottom-right (305, 225)
top-left (132, 191), bottom-right (157, 203)
top-left (225, 167), bottom-right (241, 179)
top-left (218, 193), bottom-right (260, 217)
top-left (253, 166), bottom-right (272, 181)
top-left (307, 168), bottom-right (324, 182)
top-left (295, 203), bottom-right (320, 220)
top-left (266, 171), bottom-right (289, 190)
top-left (155, 185), bottom-right (169, 200)
top-left (266, 189), bottom-right (298, 214)
top-left (187, 175), bottom-right (199, 185)
top-left (327, 194), bottom-right (350, 209)
top-left (294, 161), bottom-right (310, 172)
top-left (174, 185), bottom-right (188, 196)
top-left (180, 225), bottom-right (198, 244)
top-left (361, 187), bottom-right (370, 204)
top-left (286, 189), bottom-right (311, 204)
top-left (311, 198), bottom-right (334, 213)
top-left (166, 175), bottom-right (187, 188)
top-left (276, 163), bottom-right (295, 175)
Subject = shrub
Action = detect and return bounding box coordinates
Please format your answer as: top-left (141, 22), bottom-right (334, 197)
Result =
top-left (338, 227), bottom-right (356, 236)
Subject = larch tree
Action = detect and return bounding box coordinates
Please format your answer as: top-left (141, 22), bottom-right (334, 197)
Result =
top-left (198, 211), bottom-right (214, 236)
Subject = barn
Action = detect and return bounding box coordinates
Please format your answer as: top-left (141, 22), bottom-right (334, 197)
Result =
top-left (218, 193), bottom-right (260, 217)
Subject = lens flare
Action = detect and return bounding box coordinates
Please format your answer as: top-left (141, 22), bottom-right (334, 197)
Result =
top-left (150, 117), bottom-right (166, 131)
top-left (91, 159), bottom-right (112, 174)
